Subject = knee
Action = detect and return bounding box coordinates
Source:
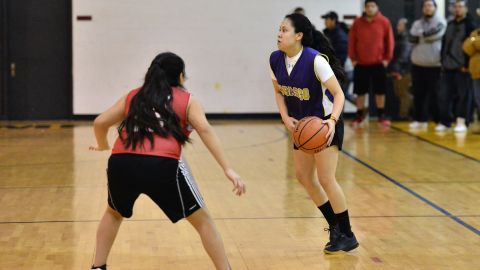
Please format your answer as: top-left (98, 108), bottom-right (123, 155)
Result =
top-left (295, 172), bottom-right (312, 186)
top-left (296, 176), bottom-right (319, 192)
top-left (318, 175), bottom-right (336, 190)
top-left (188, 209), bottom-right (214, 230)
top-left (106, 207), bottom-right (124, 221)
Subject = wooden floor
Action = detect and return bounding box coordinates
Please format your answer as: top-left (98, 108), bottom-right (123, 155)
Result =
top-left (0, 120), bottom-right (479, 269)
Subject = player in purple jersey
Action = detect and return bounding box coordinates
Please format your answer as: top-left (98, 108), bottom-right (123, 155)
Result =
top-left (270, 13), bottom-right (358, 254)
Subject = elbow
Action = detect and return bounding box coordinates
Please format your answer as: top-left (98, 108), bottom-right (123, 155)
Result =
top-left (93, 115), bottom-right (108, 129)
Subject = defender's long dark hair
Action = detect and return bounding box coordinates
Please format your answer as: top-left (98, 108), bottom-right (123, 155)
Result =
top-left (284, 13), bottom-right (346, 83)
top-left (118, 52), bottom-right (190, 150)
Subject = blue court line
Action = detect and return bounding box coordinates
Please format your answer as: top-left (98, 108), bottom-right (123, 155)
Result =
top-left (341, 149), bottom-right (480, 236)
top-left (274, 125), bottom-right (480, 236)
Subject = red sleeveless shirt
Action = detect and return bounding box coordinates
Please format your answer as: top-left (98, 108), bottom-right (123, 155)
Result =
top-left (111, 87), bottom-right (192, 159)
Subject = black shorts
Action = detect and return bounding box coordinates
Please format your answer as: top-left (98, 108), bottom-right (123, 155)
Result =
top-left (106, 154), bottom-right (204, 222)
top-left (353, 64), bottom-right (387, 95)
top-left (293, 115), bottom-right (344, 151)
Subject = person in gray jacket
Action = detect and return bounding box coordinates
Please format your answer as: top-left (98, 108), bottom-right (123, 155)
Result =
top-left (409, 0), bottom-right (446, 130)
top-left (437, 0), bottom-right (476, 133)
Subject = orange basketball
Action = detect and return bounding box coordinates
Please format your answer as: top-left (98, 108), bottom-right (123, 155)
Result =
top-left (293, 116), bottom-right (329, 154)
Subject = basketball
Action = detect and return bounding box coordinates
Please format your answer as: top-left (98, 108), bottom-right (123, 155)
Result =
top-left (293, 116), bottom-right (329, 154)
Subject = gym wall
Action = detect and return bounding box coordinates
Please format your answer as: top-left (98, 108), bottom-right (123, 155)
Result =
top-left (72, 0), bottom-right (360, 115)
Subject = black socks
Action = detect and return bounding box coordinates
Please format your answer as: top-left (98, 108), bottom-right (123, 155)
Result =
top-left (336, 210), bottom-right (353, 237)
top-left (318, 201), bottom-right (337, 228)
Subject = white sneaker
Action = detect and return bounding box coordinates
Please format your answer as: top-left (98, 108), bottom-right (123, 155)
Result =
top-left (435, 124), bottom-right (448, 132)
top-left (409, 121), bottom-right (427, 129)
top-left (454, 124), bottom-right (467, 133)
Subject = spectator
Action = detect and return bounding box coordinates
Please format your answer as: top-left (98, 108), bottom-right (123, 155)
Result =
top-left (437, 0), bottom-right (476, 133)
top-left (293, 7), bottom-right (305, 16)
top-left (322, 11), bottom-right (348, 65)
top-left (463, 8), bottom-right (480, 133)
top-left (409, 0), bottom-right (446, 130)
top-left (348, 0), bottom-right (394, 127)
top-left (389, 18), bottom-right (413, 120)
top-left (321, 11), bottom-right (350, 97)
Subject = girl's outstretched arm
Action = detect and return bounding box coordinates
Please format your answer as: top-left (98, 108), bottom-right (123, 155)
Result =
top-left (187, 97), bottom-right (246, 196)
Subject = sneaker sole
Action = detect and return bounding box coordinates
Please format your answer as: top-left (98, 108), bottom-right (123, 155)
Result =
top-left (323, 242), bottom-right (359, 254)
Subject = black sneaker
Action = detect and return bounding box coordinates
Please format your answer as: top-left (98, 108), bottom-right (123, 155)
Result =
top-left (91, 264), bottom-right (107, 270)
top-left (324, 225), bottom-right (340, 247)
top-left (323, 233), bottom-right (359, 254)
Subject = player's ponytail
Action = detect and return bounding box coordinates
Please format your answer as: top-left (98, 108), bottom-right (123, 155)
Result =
top-left (118, 52), bottom-right (190, 150)
top-left (311, 30), bottom-right (346, 83)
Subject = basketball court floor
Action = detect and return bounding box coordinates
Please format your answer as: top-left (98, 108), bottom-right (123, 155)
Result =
top-left (0, 120), bottom-right (479, 269)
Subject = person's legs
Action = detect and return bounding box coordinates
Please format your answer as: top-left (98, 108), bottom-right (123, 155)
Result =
top-left (410, 65), bottom-right (428, 128)
top-left (355, 95), bottom-right (366, 113)
top-left (91, 154), bottom-right (140, 269)
top-left (453, 71), bottom-right (472, 132)
top-left (293, 149), bottom-right (328, 206)
top-left (472, 79), bottom-right (480, 134)
top-left (92, 206), bottom-right (124, 268)
top-left (437, 71), bottom-right (455, 128)
top-left (352, 65), bottom-right (369, 126)
top-left (372, 65), bottom-right (390, 126)
top-left (428, 67), bottom-right (442, 124)
top-left (394, 73), bottom-right (412, 119)
top-left (313, 147), bottom-right (346, 214)
top-left (473, 79), bottom-right (480, 113)
top-left (314, 146), bottom-right (358, 253)
top-left (186, 208), bottom-right (231, 270)
top-left (293, 148), bottom-right (339, 246)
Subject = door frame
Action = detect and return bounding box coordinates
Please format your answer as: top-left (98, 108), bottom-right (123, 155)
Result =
top-left (1, 0), bottom-right (73, 120)
top-left (0, 0), bottom-right (7, 119)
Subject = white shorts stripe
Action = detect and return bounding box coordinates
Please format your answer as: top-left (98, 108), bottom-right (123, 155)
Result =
top-left (107, 183), bottom-right (119, 212)
top-left (179, 160), bottom-right (204, 207)
top-left (175, 165), bottom-right (186, 218)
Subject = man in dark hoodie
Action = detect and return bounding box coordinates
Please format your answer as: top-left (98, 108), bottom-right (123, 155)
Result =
top-left (322, 11), bottom-right (350, 96)
top-left (322, 11), bottom-right (348, 66)
top-left (437, 0), bottom-right (476, 133)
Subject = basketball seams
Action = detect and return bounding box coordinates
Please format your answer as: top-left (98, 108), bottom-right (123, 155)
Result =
top-left (298, 123), bottom-right (326, 149)
top-left (294, 116), bottom-right (316, 147)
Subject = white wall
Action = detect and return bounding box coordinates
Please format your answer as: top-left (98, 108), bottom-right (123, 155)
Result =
top-left (73, 0), bottom-right (360, 114)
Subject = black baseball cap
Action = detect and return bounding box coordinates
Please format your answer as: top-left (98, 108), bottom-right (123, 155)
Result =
top-left (321, 11), bottom-right (338, 21)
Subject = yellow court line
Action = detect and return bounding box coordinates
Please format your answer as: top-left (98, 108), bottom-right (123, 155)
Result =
top-left (391, 122), bottom-right (480, 161)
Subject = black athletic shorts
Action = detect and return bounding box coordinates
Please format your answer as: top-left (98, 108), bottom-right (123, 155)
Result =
top-left (293, 115), bottom-right (344, 151)
top-left (106, 154), bottom-right (204, 222)
top-left (353, 64), bottom-right (387, 95)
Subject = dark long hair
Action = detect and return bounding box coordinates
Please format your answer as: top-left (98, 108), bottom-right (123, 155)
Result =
top-left (285, 13), bottom-right (346, 83)
top-left (118, 52), bottom-right (190, 150)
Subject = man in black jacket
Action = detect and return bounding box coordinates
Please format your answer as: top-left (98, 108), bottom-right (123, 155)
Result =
top-left (321, 11), bottom-right (348, 66)
top-left (321, 11), bottom-right (350, 97)
top-left (438, 0), bottom-right (477, 132)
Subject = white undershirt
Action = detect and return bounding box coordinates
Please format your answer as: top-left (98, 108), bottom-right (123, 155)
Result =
top-left (285, 48), bottom-right (303, 75)
top-left (269, 50), bottom-right (334, 83)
